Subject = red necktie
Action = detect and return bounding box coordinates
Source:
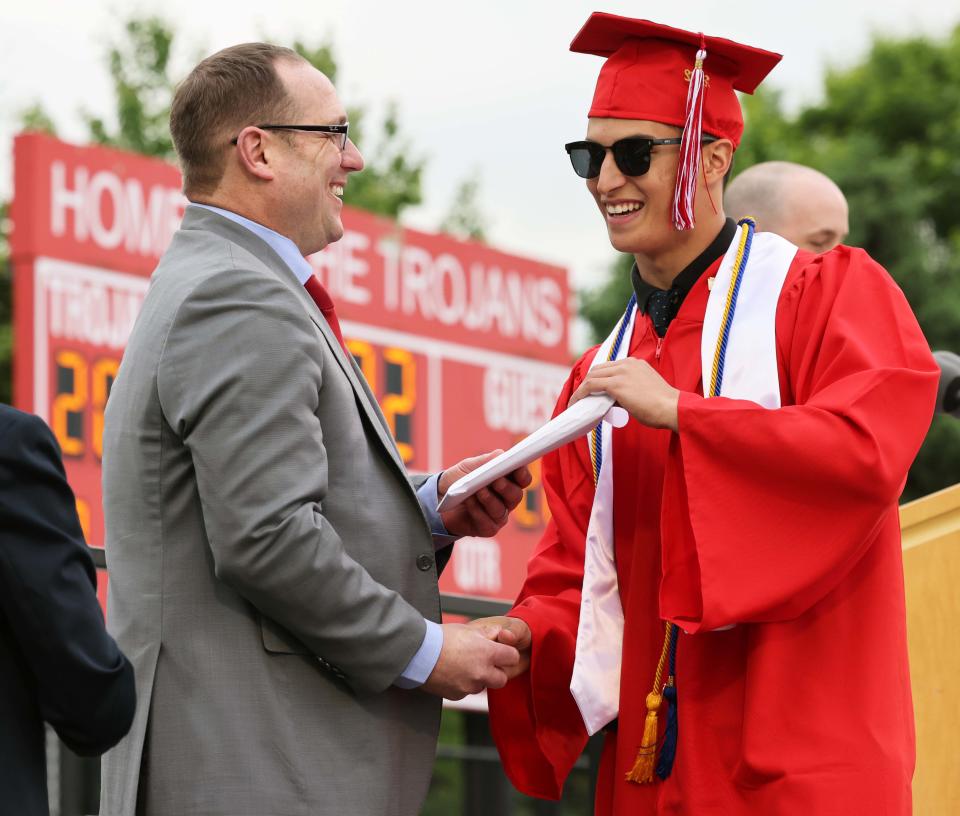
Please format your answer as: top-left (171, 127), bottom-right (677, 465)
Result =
top-left (304, 275), bottom-right (349, 355)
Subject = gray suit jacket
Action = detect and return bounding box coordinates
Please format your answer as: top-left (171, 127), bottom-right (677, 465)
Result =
top-left (100, 207), bottom-right (442, 816)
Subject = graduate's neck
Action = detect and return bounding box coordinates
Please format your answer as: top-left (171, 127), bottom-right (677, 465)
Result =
top-left (636, 211), bottom-right (727, 290)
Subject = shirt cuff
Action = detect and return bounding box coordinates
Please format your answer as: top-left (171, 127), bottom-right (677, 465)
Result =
top-left (393, 619), bottom-right (443, 689)
top-left (416, 472), bottom-right (457, 550)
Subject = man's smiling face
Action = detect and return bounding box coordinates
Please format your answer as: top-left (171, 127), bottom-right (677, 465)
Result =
top-left (272, 60), bottom-right (364, 256)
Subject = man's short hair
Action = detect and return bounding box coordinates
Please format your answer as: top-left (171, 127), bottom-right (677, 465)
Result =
top-left (170, 43), bottom-right (304, 196)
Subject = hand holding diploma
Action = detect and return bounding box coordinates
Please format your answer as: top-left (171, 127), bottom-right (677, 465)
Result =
top-left (437, 393), bottom-right (624, 514)
top-left (437, 451), bottom-right (533, 538)
top-left (570, 358), bottom-right (680, 430)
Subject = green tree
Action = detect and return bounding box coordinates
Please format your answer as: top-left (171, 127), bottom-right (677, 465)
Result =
top-left (579, 25), bottom-right (960, 499)
top-left (579, 251), bottom-right (633, 342)
top-left (84, 17), bottom-right (177, 159)
top-left (439, 172), bottom-right (488, 242)
top-left (19, 102), bottom-right (58, 136)
top-left (344, 103), bottom-right (425, 218)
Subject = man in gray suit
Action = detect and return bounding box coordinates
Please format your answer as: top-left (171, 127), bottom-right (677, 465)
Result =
top-left (100, 43), bottom-right (528, 816)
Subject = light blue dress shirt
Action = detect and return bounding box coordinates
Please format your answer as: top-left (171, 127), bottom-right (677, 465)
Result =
top-left (189, 203), bottom-right (447, 688)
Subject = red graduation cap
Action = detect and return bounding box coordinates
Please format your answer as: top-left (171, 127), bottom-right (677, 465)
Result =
top-left (570, 13), bottom-right (782, 230)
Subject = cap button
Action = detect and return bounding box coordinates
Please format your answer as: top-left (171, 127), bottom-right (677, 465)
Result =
top-left (416, 553), bottom-right (434, 572)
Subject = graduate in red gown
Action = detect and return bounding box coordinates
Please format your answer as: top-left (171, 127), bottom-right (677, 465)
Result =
top-left (479, 13), bottom-right (939, 815)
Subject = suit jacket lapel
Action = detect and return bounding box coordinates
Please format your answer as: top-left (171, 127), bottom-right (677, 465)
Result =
top-left (181, 207), bottom-right (410, 479)
top-left (306, 310), bottom-right (409, 476)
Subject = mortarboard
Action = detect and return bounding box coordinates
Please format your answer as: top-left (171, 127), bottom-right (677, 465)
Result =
top-left (570, 13), bottom-right (782, 229)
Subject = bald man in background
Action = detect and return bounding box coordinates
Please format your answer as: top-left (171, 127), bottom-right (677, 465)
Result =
top-left (725, 160), bottom-right (849, 253)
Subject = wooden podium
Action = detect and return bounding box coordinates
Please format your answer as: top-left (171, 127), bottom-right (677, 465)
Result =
top-left (900, 483), bottom-right (960, 813)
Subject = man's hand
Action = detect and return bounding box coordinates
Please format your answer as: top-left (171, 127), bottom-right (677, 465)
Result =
top-left (421, 623), bottom-right (520, 700)
top-left (438, 452), bottom-right (533, 538)
top-left (468, 616), bottom-right (531, 680)
top-left (570, 358), bottom-right (680, 431)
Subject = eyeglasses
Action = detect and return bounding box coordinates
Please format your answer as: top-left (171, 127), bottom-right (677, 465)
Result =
top-left (564, 135), bottom-right (717, 179)
top-left (230, 123), bottom-right (350, 150)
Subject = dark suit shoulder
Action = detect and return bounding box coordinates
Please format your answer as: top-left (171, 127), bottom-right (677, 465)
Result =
top-left (0, 404), bottom-right (64, 468)
top-left (0, 403), bottom-right (135, 757)
top-left (0, 404), bottom-right (51, 444)
top-left (0, 406), bottom-right (70, 488)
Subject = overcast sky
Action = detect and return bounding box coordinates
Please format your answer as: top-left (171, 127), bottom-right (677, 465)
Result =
top-left (2, 0), bottom-right (957, 309)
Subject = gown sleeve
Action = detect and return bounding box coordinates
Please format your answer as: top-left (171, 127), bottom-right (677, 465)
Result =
top-left (487, 351), bottom-right (599, 800)
top-left (660, 246), bottom-right (939, 632)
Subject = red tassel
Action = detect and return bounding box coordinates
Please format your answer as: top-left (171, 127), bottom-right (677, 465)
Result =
top-left (672, 41), bottom-right (708, 231)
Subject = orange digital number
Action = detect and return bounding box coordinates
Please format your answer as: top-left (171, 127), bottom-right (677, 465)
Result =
top-left (513, 456), bottom-right (550, 530)
top-left (343, 341), bottom-right (416, 464)
top-left (382, 347), bottom-right (416, 464)
top-left (92, 358), bottom-right (120, 460)
top-left (346, 339), bottom-right (377, 386)
top-left (52, 350), bottom-right (88, 456)
top-left (75, 497), bottom-right (92, 542)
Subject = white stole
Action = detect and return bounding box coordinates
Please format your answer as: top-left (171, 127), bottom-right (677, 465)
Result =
top-left (570, 230), bottom-right (797, 736)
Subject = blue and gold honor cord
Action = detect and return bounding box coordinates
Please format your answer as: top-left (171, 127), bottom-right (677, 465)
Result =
top-left (589, 294), bottom-right (638, 487)
top-left (627, 217), bottom-right (757, 785)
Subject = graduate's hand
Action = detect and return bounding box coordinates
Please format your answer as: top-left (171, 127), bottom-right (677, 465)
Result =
top-left (421, 623), bottom-right (519, 700)
top-left (570, 358), bottom-right (680, 431)
top-left (437, 452), bottom-right (533, 538)
top-left (468, 616), bottom-right (531, 680)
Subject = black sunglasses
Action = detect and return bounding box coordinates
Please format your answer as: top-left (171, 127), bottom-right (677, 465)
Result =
top-left (564, 135), bottom-right (717, 179)
top-left (231, 123), bottom-right (349, 150)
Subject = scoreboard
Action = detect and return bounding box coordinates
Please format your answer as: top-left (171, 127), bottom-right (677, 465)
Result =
top-left (9, 133), bottom-right (571, 609)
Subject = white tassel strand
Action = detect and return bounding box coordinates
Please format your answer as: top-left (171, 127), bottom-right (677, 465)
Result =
top-left (672, 47), bottom-right (708, 231)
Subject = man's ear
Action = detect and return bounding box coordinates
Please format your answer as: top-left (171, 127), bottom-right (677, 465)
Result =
top-left (702, 138), bottom-right (734, 186)
top-left (234, 127), bottom-right (275, 182)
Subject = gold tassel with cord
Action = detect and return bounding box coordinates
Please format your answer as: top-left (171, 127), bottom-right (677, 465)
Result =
top-left (625, 692), bottom-right (663, 783)
top-left (626, 621), bottom-right (675, 785)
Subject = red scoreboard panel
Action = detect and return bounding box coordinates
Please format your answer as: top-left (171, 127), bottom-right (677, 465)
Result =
top-left (10, 132), bottom-right (571, 609)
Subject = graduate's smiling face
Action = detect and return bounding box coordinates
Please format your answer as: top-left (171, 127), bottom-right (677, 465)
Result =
top-left (585, 117), bottom-right (687, 260)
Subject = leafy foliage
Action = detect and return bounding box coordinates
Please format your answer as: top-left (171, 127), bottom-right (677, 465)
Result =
top-left (291, 40), bottom-right (338, 83)
top-left (579, 25), bottom-right (960, 499)
top-left (19, 103), bottom-right (58, 136)
top-left (84, 17), bottom-right (177, 159)
top-left (439, 173), bottom-right (487, 242)
top-left (579, 251), bottom-right (633, 342)
top-left (344, 103), bottom-right (425, 218)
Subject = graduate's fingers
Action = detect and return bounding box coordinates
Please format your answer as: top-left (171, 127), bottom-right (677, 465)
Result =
top-left (569, 375), bottom-right (614, 405)
top-left (569, 362), bottom-right (629, 402)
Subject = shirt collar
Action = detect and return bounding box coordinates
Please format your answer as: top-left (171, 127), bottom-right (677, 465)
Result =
top-left (632, 218), bottom-right (738, 315)
top-left (188, 203), bottom-right (314, 285)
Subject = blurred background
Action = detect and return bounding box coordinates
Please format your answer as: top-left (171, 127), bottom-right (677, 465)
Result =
top-left (3, 1), bottom-right (960, 813)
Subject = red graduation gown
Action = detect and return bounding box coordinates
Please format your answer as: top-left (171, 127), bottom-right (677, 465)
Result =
top-left (488, 245), bottom-right (939, 815)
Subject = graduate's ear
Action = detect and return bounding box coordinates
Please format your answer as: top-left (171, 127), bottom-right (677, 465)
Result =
top-left (702, 138), bottom-right (734, 187)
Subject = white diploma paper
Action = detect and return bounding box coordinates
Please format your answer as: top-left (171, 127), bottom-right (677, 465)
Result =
top-left (437, 394), bottom-right (624, 513)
